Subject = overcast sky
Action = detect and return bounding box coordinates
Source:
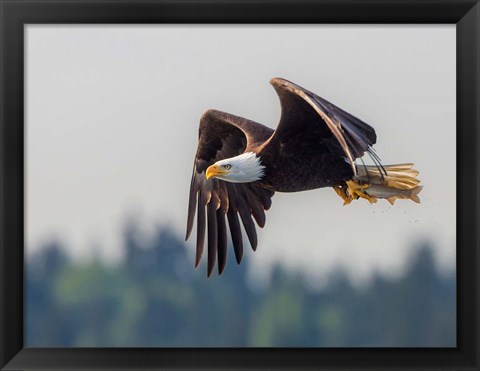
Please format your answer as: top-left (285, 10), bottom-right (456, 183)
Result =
top-left (26, 25), bottom-right (455, 283)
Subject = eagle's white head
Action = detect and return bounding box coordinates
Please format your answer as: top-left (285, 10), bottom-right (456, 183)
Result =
top-left (205, 152), bottom-right (265, 183)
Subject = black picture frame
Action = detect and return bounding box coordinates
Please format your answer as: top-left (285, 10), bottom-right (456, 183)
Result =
top-left (1, 0), bottom-right (479, 370)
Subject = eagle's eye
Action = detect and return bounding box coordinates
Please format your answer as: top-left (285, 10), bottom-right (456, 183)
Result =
top-left (223, 164), bottom-right (231, 170)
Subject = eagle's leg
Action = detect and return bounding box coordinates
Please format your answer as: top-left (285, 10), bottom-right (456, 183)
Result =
top-left (333, 185), bottom-right (353, 206)
top-left (346, 180), bottom-right (378, 204)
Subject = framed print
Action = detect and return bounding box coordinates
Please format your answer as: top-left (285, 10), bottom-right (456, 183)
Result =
top-left (1, 0), bottom-right (479, 370)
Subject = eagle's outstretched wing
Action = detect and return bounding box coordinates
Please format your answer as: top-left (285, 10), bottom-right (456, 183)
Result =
top-left (266, 77), bottom-right (378, 175)
top-left (186, 109), bottom-right (274, 276)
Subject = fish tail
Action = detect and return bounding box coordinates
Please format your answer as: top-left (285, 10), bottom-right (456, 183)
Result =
top-left (408, 185), bottom-right (423, 204)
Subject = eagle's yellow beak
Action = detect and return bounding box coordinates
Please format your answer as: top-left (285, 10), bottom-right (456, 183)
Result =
top-left (206, 164), bottom-right (228, 179)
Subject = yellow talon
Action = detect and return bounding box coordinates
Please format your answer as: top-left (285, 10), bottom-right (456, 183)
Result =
top-left (333, 185), bottom-right (353, 206)
top-left (346, 180), bottom-right (378, 204)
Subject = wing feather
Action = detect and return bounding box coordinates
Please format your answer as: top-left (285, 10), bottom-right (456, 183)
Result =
top-left (216, 209), bottom-right (228, 274)
top-left (235, 184), bottom-right (258, 251)
top-left (227, 207), bottom-right (243, 264)
top-left (195, 189), bottom-right (207, 268)
top-left (207, 200), bottom-right (218, 277)
top-left (244, 184), bottom-right (266, 228)
top-left (269, 78), bottom-right (377, 175)
top-left (185, 165), bottom-right (200, 241)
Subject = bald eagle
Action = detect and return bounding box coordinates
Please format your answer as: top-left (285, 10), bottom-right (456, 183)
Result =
top-left (186, 78), bottom-right (422, 276)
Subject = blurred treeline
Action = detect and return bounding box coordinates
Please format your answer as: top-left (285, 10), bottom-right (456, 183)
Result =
top-left (26, 222), bottom-right (455, 347)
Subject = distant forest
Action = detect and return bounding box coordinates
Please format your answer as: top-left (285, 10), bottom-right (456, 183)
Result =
top-left (26, 222), bottom-right (456, 347)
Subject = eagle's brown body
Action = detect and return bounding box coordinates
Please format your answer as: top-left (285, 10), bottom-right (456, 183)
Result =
top-left (257, 137), bottom-right (353, 192)
top-left (186, 78), bottom-right (421, 276)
